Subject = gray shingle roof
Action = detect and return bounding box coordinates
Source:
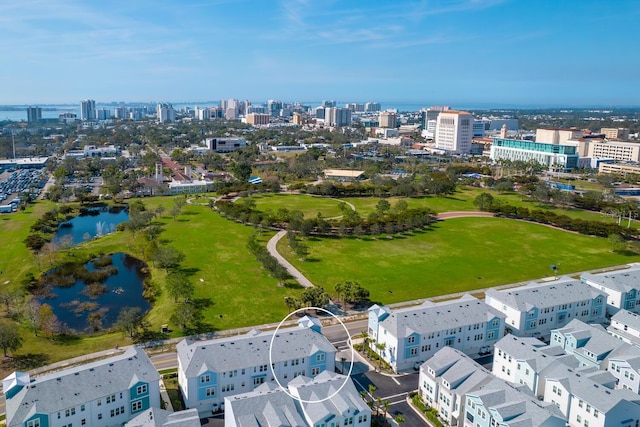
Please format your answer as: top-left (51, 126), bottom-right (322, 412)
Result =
top-left (226, 383), bottom-right (307, 427)
top-left (611, 309), bottom-right (640, 330)
top-left (582, 267), bottom-right (640, 293)
top-left (380, 294), bottom-right (504, 337)
top-left (125, 408), bottom-right (200, 427)
top-left (6, 347), bottom-right (158, 426)
top-left (177, 326), bottom-right (336, 376)
top-left (486, 279), bottom-right (603, 312)
top-left (421, 347), bottom-right (493, 395)
top-left (495, 335), bottom-right (570, 372)
top-left (556, 319), bottom-right (626, 360)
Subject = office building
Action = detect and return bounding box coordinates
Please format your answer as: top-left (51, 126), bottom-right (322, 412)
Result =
top-left (535, 128), bottom-right (583, 145)
top-left (490, 138), bottom-right (579, 171)
top-left (26, 106), bottom-right (42, 122)
top-left (177, 317), bottom-right (336, 416)
top-left (292, 112), bottom-right (303, 125)
top-left (246, 113), bottom-right (270, 126)
top-left (365, 102), bottom-right (381, 112)
top-left (114, 106), bottom-right (128, 119)
top-left (80, 99), bottom-right (96, 121)
top-left (435, 110), bottom-right (473, 154)
top-left (368, 294), bottom-right (505, 372)
top-left (267, 99), bottom-right (283, 117)
top-left (378, 111), bottom-right (397, 128)
top-left (601, 128), bottom-right (631, 140)
top-left (421, 106), bottom-right (450, 139)
top-left (204, 137), bottom-right (246, 153)
top-left (485, 279), bottom-right (606, 339)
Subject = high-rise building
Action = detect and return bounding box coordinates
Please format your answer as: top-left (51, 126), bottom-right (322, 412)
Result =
top-left (325, 107), bottom-right (351, 127)
top-left (421, 106), bottom-right (450, 139)
top-left (246, 113), bottom-right (270, 126)
top-left (194, 106), bottom-right (211, 121)
top-left (535, 128), bottom-right (582, 145)
top-left (292, 112), bottom-right (303, 126)
top-left (95, 108), bottom-right (111, 120)
top-left (378, 111), bottom-right (397, 128)
top-left (314, 106), bottom-right (326, 120)
top-left (435, 110), bottom-right (473, 154)
top-left (267, 99), bottom-right (283, 117)
top-left (365, 102), bottom-right (381, 112)
top-left (321, 100), bottom-right (336, 108)
top-left (26, 106), bottom-right (42, 122)
top-left (601, 128), bottom-right (630, 140)
top-left (113, 106), bottom-right (128, 119)
top-left (80, 99), bottom-right (96, 121)
top-left (156, 103), bottom-right (175, 123)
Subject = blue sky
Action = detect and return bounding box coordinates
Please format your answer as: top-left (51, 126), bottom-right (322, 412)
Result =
top-left (1, 0), bottom-right (639, 106)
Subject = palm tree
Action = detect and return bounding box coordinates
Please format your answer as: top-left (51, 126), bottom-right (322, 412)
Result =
top-left (375, 342), bottom-right (386, 371)
top-left (376, 397), bottom-right (382, 416)
top-left (382, 400), bottom-right (390, 418)
top-left (395, 414), bottom-right (406, 427)
top-left (360, 330), bottom-right (371, 356)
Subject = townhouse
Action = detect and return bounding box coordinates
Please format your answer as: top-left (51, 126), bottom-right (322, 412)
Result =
top-left (608, 309), bottom-right (640, 347)
top-left (485, 279), bottom-right (606, 339)
top-left (224, 372), bottom-right (371, 427)
top-left (3, 346), bottom-right (160, 427)
top-left (177, 317), bottom-right (336, 416)
top-left (608, 347), bottom-right (640, 394)
top-left (463, 378), bottom-right (566, 427)
top-left (550, 319), bottom-right (627, 369)
top-left (542, 364), bottom-right (640, 427)
top-left (367, 294), bottom-right (505, 372)
top-left (582, 266), bottom-right (640, 316)
top-left (492, 334), bottom-right (578, 396)
top-left (418, 347), bottom-right (493, 426)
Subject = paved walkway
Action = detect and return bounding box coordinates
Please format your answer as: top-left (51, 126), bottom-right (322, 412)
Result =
top-left (266, 230), bottom-right (315, 288)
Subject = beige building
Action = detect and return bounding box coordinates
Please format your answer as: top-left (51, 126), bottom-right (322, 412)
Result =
top-left (435, 110), bottom-right (473, 154)
top-left (379, 111), bottom-right (397, 128)
top-left (599, 162), bottom-right (640, 175)
top-left (601, 127), bottom-right (630, 140)
top-left (535, 128), bottom-right (582, 145)
top-left (567, 138), bottom-right (640, 162)
top-left (292, 112), bottom-right (303, 126)
top-left (246, 113), bottom-right (270, 126)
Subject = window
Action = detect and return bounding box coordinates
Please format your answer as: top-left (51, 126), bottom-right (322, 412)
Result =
top-left (27, 421), bottom-right (41, 427)
top-left (97, 399), bottom-right (102, 406)
top-left (80, 405), bottom-right (85, 412)
top-left (577, 415), bottom-right (582, 423)
top-left (132, 401), bottom-right (143, 412)
top-left (312, 367), bottom-right (320, 375)
top-left (98, 414), bottom-right (102, 420)
top-left (317, 353), bottom-right (325, 362)
top-left (253, 377), bottom-right (265, 386)
top-left (81, 420), bottom-right (86, 426)
top-left (136, 384), bottom-right (148, 394)
top-left (200, 374), bottom-right (210, 383)
top-left (410, 348), bottom-right (418, 356)
top-left (206, 387), bottom-right (215, 397)
top-left (222, 384), bottom-right (235, 392)
top-left (407, 336), bottom-right (416, 344)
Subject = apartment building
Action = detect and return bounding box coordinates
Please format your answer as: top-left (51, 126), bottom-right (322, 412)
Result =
top-left (601, 128), bottom-right (631, 140)
top-left (582, 267), bottom-right (640, 316)
top-left (419, 347), bottom-right (493, 426)
top-left (379, 111), bottom-right (397, 128)
top-left (177, 318), bottom-right (336, 416)
top-left (608, 309), bottom-right (640, 347)
top-left (3, 347), bottom-right (160, 427)
top-left (550, 319), bottom-right (627, 369)
top-left (485, 279), bottom-right (607, 338)
top-left (225, 372), bottom-right (370, 427)
top-left (368, 294), bottom-right (505, 372)
top-left (608, 346), bottom-right (640, 394)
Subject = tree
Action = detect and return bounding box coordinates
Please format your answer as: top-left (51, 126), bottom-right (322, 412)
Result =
top-left (0, 323), bottom-right (23, 357)
top-left (376, 199), bottom-right (391, 215)
top-left (473, 193), bottom-right (495, 211)
top-left (608, 234), bottom-right (627, 253)
top-left (300, 287), bottom-right (329, 308)
top-left (395, 414), bottom-right (406, 426)
top-left (284, 296), bottom-right (299, 313)
top-left (170, 303), bottom-right (204, 331)
top-left (115, 307), bottom-right (145, 338)
top-left (39, 303), bottom-right (61, 337)
top-left (153, 246), bottom-right (185, 272)
top-left (25, 300), bottom-right (41, 336)
top-left (375, 342), bottom-right (386, 371)
top-left (166, 272), bottom-right (195, 303)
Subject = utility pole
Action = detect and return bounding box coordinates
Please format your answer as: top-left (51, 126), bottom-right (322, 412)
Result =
top-left (12, 132), bottom-right (16, 159)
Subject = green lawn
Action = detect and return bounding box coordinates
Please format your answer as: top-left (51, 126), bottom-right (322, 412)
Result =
top-left (280, 217), bottom-right (638, 304)
top-left (248, 193), bottom-right (345, 218)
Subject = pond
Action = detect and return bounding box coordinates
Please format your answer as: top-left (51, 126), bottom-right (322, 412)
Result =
top-left (40, 252), bottom-right (150, 333)
top-left (54, 206), bottom-right (129, 246)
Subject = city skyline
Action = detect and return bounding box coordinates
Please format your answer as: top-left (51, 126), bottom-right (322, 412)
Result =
top-left (2, 0), bottom-right (639, 106)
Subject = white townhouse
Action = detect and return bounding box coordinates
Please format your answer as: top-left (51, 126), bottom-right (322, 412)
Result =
top-left (492, 334), bottom-right (579, 396)
top-left (608, 348), bottom-right (640, 394)
top-left (582, 266), bottom-right (640, 316)
top-left (3, 347), bottom-right (160, 427)
top-left (542, 363), bottom-right (640, 427)
top-left (550, 319), bottom-right (628, 369)
top-left (485, 279), bottom-right (607, 339)
top-left (463, 378), bottom-right (565, 427)
top-left (608, 309), bottom-right (640, 347)
top-left (177, 317), bottom-right (336, 416)
top-left (418, 347), bottom-right (493, 427)
top-left (125, 408), bottom-right (200, 427)
top-left (225, 372), bottom-right (371, 427)
top-left (368, 294), bottom-right (505, 372)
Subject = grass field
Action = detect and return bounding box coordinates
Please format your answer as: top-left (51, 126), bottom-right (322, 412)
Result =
top-left (279, 217), bottom-right (638, 304)
top-left (248, 193), bottom-right (344, 218)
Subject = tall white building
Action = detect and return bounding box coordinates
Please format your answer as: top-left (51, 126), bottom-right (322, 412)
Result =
top-left (325, 107), bottom-right (352, 127)
top-left (435, 110), bottom-right (473, 154)
top-left (156, 103), bottom-right (175, 123)
top-left (379, 111), bottom-right (397, 128)
top-left (80, 99), bottom-right (96, 121)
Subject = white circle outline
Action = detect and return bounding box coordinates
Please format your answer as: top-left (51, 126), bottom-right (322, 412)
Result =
top-left (268, 306), bottom-right (355, 404)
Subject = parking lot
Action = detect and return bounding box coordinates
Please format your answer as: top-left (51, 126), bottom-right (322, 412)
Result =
top-left (0, 168), bottom-right (49, 209)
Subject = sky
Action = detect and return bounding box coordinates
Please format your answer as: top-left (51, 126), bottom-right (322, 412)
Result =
top-left (1, 0), bottom-right (639, 107)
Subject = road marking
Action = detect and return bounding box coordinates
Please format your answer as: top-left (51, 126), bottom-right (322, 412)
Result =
top-left (392, 377), bottom-right (401, 385)
top-left (381, 392), bottom-right (407, 400)
top-left (388, 400), bottom-right (406, 406)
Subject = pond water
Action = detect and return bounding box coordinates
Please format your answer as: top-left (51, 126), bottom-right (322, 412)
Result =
top-left (54, 206), bottom-right (129, 246)
top-left (40, 252), bottom-right (150, 333)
